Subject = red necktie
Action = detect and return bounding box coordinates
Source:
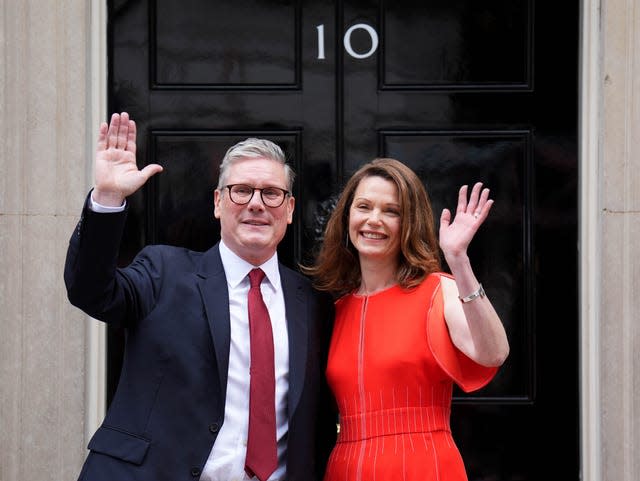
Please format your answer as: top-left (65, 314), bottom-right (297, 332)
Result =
top-left (244, 268), bottom-right (278, 481)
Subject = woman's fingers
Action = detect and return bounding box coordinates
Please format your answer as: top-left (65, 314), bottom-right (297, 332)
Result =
top-left (456, 184), bottom-right (469, 215)
top-left (466, 182), bottom-right (483, 215)
top-left (440, 208), bottom-right (452, 229)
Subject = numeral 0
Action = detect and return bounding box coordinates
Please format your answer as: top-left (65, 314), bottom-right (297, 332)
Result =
top-left (316, 23), bottom-right (379, 60)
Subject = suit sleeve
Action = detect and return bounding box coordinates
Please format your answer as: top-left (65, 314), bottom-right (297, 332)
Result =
top-left (64, 193), bottom-right (160, 327)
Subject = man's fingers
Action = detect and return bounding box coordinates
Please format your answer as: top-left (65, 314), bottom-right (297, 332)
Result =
top-left (126, 119), bottom-right (137, 153)
top-left (116, 112), bottom-right (130, 149)
top-left (96, 122), bottom-right (108, 151)
top-left (101, 112), bottom-right (137, 156)
top-left (106, 113), bottom-right (120, 149)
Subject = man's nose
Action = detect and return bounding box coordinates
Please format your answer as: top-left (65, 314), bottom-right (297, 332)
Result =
top-left (247, 189), bottom-right (266, 209)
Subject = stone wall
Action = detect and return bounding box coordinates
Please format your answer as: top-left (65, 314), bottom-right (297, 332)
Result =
top-left (0, 1), bottom-right (95, 479)
top-left (599, 1), bottom-right (640, 480)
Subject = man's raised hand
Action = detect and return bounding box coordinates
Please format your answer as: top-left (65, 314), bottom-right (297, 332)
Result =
top-left (93, 112), bottom-right (163, 206)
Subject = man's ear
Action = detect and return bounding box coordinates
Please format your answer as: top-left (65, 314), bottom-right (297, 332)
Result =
top-left (213, 189), bottom-right (221, 219)
top-left (286, 195), bottom-right (295, 224)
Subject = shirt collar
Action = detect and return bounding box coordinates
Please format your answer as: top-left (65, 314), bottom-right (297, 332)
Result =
top-left (219, 240), bottom-right (281, 291)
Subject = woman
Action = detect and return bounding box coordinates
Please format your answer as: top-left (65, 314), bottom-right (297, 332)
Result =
top-left (307, 158), bottom-right (509, 480)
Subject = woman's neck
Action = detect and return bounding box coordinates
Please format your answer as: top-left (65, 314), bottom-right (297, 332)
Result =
top-left (357, 258), bottom-right (398, 295)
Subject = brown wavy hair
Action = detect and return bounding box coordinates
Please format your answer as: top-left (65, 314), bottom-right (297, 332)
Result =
top-left (303, 158), bottom-right (441, 296)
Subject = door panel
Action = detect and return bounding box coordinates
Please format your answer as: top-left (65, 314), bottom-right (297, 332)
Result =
top-left (382, 1), bottom-right (531, 88)
top-left (108, 1), bottom-right (579, 479)
top-left (153, 0), bottom-right (300, 88)
top-left (382, 130), bottom-right (533, 403)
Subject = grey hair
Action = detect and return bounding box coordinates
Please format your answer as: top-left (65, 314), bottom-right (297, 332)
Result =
top-left (216, 138), bottom-right (295, 191)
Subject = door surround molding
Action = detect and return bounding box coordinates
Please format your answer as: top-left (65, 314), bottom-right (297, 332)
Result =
top-left (85, 0), bottom-right (108, 443)
top-left (579, 0), bottom-right (602, 480)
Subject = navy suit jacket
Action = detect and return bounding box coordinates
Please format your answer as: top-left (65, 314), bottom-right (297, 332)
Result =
top-left (64, 197), bottom-right (336, 481)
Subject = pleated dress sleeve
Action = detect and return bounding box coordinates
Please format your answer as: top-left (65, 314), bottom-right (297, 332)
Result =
top-left (425, 273), bottom-right (498, 393)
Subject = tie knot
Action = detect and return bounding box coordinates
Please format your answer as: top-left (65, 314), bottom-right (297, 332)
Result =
top-left (249, 268), bottom-right (266, 288)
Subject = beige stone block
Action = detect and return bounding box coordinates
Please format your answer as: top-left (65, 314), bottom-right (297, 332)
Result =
top-left (630, 215), bottom-right (640, 481)
top-left (58, 141), bottom-right (91, 218)
top-left (0, 0), bottom-right (90, 217)
top-left (23, 8), bottom-right (59, 216)
top-left (57, 215), bottom-right (89, 478)
top-left (19, 1), bottom-right (90, 217)
top-left (19, 215), bottom-right (87, 478)
top-left (601, 2), bottom-right (625, 212)
top-left (55, 1), bottom-right (91, 217)
top-left (1, 1), bottom-right (93, 479)
top-left (0, 2), bottom-right (27, 216)
top-left (601, 130), bottom-right (640, 213)
top-left (601, 0), bottom-right (640, 213)
top-left (0, 144), bottom-right (21, 215)
top-left (600, 212), bottom-right (640, 481)
top-left (20, 215), bottom-right (63, 474)
top-left (634, 335), bottom-right (640, 480)
top-left (0, 214), bottom-right (23, 481)
top-left (57, 109), bottom-right (91, 218)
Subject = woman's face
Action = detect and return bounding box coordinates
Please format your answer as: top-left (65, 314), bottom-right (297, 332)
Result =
top-left (348, 175), bottom-right (402, 263)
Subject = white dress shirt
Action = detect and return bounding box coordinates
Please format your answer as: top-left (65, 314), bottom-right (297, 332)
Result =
top-left (201, 241), bottom-right (289, 481)
top-left (90, 197), bottom-right (290, 481)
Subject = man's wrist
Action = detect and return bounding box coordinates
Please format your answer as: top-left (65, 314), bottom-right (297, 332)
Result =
top-left (92, 188), bottom-right (125, 208)
top-left (90, 190), bottom-right (126, 213)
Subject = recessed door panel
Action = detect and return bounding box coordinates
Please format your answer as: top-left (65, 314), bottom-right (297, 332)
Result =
top-left (153, 0), bottom-right (300, 88)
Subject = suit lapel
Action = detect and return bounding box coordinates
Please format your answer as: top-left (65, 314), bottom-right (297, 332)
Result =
top-left (196, 244), bottom-right (231, 400)
top-left (281, 266), bottom-right (308, 418)
top-left (195, 247), bottom-right (310, 417)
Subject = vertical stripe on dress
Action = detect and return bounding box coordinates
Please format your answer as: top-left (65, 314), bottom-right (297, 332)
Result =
top-left (355, 297), bottom-right (369, 481)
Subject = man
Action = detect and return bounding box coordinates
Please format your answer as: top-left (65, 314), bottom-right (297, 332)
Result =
top-left (65, 112), bottom-right (336, 481)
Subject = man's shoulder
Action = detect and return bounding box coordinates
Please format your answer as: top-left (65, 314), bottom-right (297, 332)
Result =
top-left (279, 263), bottom-right (312, 287)
top-left (134, 243), bottom-right (214, 271)
top-left (139, 243), bottom-right (203, 258)
top-left (279, 263), bottom-right (334, 305)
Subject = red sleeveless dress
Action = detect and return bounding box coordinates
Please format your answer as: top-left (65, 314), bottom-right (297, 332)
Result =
top-left (324, 273), bottom-right (497, 481)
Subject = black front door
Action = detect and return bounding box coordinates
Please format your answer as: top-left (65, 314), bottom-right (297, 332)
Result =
top-left (108, 1), bottom-right (579, 479)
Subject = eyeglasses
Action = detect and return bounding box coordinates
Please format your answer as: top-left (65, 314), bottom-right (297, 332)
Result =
top-left (224, 184), bottom-right (290, 208)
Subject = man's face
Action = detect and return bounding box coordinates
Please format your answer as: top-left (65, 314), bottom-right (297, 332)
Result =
top-left (214, 157), bottom-right (295, 266)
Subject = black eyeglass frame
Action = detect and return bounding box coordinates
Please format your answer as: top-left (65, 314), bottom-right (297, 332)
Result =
top-left (223, 184), bottom-right (291, 208)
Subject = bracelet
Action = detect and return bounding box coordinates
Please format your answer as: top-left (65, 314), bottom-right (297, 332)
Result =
top-left (459, 284), bottom-right (486, 303)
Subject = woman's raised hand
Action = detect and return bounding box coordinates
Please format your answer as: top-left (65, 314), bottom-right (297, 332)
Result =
top-left (439, 182), bottom-right (493, 261)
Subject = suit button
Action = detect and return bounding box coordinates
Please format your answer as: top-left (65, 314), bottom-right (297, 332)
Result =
top-left (209, 422), bottom-right (220, 433)
top-left (190, 467), bottom-right (201, 477)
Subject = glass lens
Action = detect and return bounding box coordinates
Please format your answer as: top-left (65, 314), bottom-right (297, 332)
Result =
top-left (261, 187), bottom-right (285, 206)
top-left (228, 185), bottom-right (286, 207)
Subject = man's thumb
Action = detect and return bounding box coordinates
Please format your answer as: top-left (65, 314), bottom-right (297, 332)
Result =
top-left (141, 164), bottom-right (164, 180)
